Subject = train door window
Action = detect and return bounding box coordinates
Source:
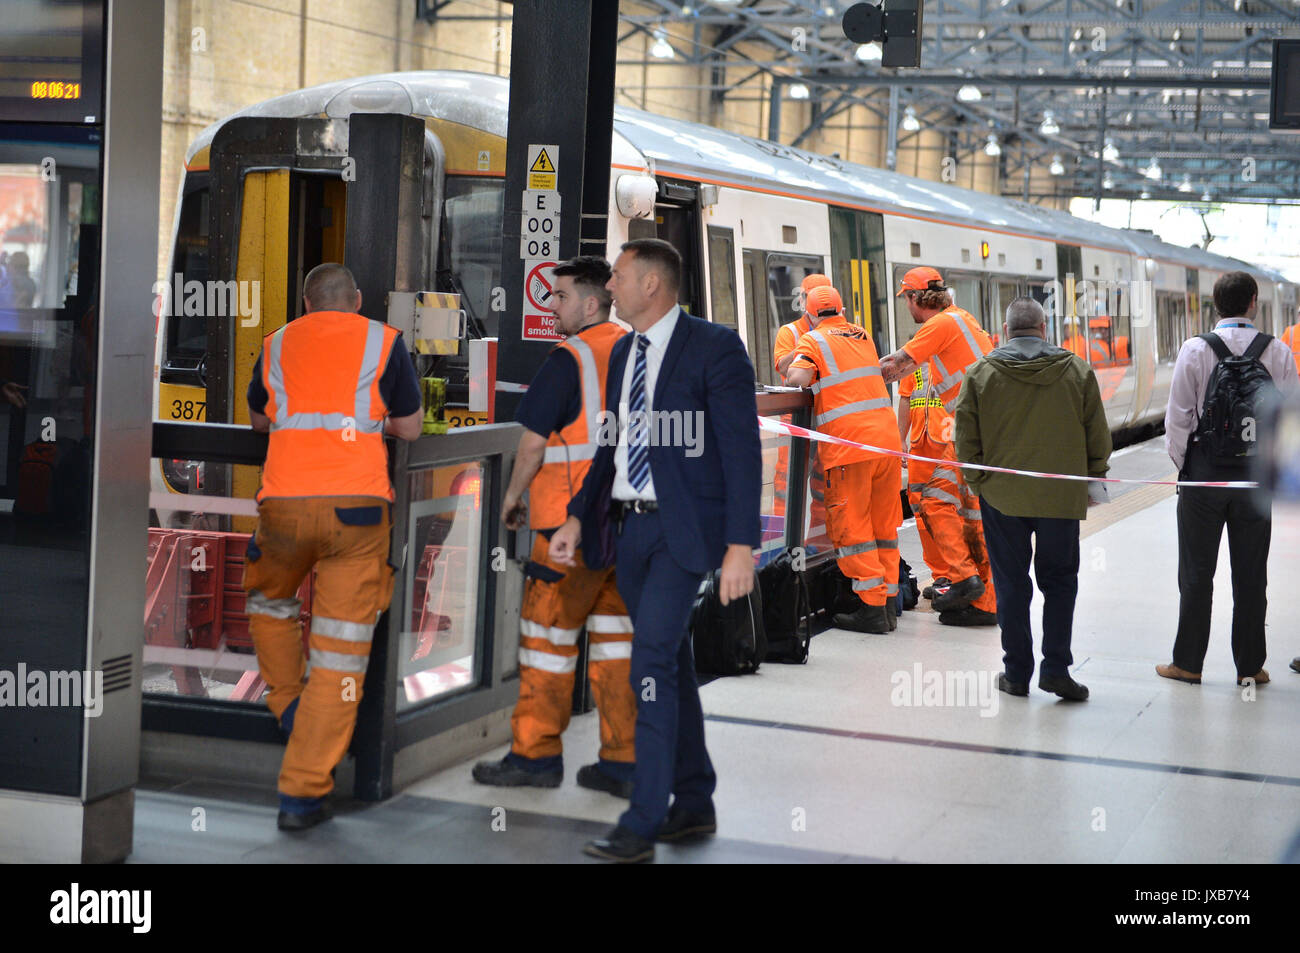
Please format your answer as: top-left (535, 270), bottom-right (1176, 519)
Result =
top-left (161, 175), bottom-right (211, 385)
top-left (439, 176), bottom-right (503, 337)
top-left (742, 249), bottom-right (773, 385)
top-left (286, 172), bottom-right (347, 321)
top-left (707, 226), bottom-right (738, 331)
top-left (944, 273), bottom-right (985, 328)
top-left (760, 252), bottom-right (822, 385)
top-left (1260, 300), bottom-right (1272, 334)
top-left (1028, 281), bottom-right (1058, 343)
top-left (993, 279), bottom-right (1020, 348)
top-left (1105, 284), bottom-right (1131, 365)
top-left (654, 182), bottom-right (704, 317)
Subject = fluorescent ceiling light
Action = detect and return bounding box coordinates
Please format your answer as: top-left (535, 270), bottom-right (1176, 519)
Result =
top-left (901, 106), bottom-right (920, 132)
top-left (1040, 111), bottom-right (1060, 135)
top-left (957, 85), bottom-right (982, 102)
top-left (1050, 155), bottom-right (1065, 175)
top-left (984, 134), bottom-right (1001, 156)
top-left (650, 33), bottom-right (674, 59)
top-left (856, 43), bottom-right (882, 62)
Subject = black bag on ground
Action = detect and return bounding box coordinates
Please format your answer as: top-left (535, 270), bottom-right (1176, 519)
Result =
top-left (1194, 332), bottom-right (1277, 461)
top-left (810, 561), bottom-right (859, 616)
top-left (691, 568), bottom-right (766, 676)
top-left (757, 551), bottom-right (811, 664)
top-left (897, 555), bottom-right (919, 611)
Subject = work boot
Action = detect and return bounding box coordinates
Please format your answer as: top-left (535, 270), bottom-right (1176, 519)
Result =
top-left (472, 756), bottom-right (562, 788)
top-left (584, 826), bottom-right (654, 863)
top-left (277, 795), bottom-right (332, 832)
top-left (1039, 673), bottom-right (1089, 701)
top-left (922, 576), bottom-right (951, 601)
top-left (930, 575), bottom-right (985, 612)
top-left (833, 602), bottom-right (890, 634)
top-left (938, 606), bottom-right (998, 627)
top-left (996, 673), bottom-right (1029, 697)
top-left (576, 763), bottom-right (633, 799)
top-left (1291, 657), bottom-right (1300, 674)
top-left (884, 599), bottom-right (898, 631)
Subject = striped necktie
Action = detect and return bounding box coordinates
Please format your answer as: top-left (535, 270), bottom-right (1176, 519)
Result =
top-left (627, 334), bottom-right (651, 491)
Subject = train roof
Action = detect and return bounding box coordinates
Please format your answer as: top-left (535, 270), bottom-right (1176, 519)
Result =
top-left (184, 70), bottom-right (1286, 282)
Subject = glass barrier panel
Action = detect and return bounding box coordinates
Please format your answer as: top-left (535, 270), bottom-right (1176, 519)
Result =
top-left (756, 412), bottom-right (795, 567)
top-left (144, 457), bottom-right (267, 700)
top-left (803, 443), bottom-right (832, 558)
top-left (398, 460), bottom-right (485, 709)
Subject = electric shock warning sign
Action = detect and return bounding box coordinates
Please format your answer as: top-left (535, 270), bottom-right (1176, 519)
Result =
top-left (527, 145), bottom-right (558, 190)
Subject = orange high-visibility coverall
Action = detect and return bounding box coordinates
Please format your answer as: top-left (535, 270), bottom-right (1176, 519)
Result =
top-left (791, 314), bottom-right (902, 607)
top-left (898, 367), bottom-right (948, 582)
top-left (513, 321), bottom-right (635, 768)
top-left (900, 306), bottom-right (997, 614)
top-left (1281, 324), bottom-right (1300, 374)
top-left (245, 310), bottom-right (407, 803)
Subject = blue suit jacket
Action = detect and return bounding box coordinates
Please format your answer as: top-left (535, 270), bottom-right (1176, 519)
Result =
top-left (568, 311), bottom-right (762, 574)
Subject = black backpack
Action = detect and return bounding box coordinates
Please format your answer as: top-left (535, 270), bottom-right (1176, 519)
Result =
top-left (897, 555), bottom-right (920, 612)
top-left (1194, 333), bottom-right (1277, 460)
top-left (757, 550), bottom-right (811, 664)
top-left (691, 568), bottom-right (766, 676)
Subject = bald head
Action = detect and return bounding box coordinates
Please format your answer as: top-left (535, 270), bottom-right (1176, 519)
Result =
top-left (1005, 297), bottom-right (1047, 338)
top-left (303, 263), bottom-right (360, 314)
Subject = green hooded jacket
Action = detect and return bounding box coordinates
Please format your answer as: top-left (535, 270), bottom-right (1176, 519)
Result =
top-left (953, 335), bottom-right (1112, 520)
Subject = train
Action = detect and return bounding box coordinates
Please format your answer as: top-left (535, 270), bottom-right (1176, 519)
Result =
top-left (153, 68), bottom-right (1299, 458)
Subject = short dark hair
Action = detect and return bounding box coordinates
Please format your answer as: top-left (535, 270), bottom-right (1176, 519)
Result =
top-left (621, 238), bottom-right (681, 294)
top-left (1213, 271), bottom-right (1257, 319)
top-left (303, 262), bottom-right (358, 311)
top-left (552, 256), bottom-right (612, 312)
top-left (1005, 297), bottom-right (1046, 335)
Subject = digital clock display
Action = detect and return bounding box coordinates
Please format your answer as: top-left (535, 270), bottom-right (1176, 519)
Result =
top-left (0, 1), bottom-right (103, 123)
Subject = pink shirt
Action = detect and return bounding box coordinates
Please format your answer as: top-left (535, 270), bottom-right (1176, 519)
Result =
top-left (1164, 318), bottom-right (1300, 470)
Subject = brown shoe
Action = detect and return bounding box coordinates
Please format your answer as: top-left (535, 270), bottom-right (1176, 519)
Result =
top-left (1236, 669), bottom-right (1269, 686)
top-left (1156, 663), bottom-right (1201, 685)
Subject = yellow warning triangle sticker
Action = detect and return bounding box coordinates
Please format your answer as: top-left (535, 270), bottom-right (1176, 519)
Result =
top-left (529, 149), bottom-right (556, 174)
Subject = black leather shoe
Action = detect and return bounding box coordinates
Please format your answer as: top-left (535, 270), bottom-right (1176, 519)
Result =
top-left (576, 764), bottom-right (633, 799)
top-left (930, 575), bottom-right (985, 612)
top-left (583, 826), bottom-right (654, 863)
top-left (1039, 674), bottom-right (1089, 701)
top-left (277, 800), bottom-right (332, 832)
top-left (922, 577), bottom-right (951, 601)
top-left (472, 757), bottom-right (562, 788)
top-left (938, 606), bottom-right (998, 627)
top-left (833, 603), bottom-right (890, 634)
top-left (1290, 656), bottom-right (1300, 674)
top-left (657, 805), bottom-right (717, 843)
top-left (997, 673), bottom-right (1028, 696)
top-left (884, 600), bottom-right (898, 631)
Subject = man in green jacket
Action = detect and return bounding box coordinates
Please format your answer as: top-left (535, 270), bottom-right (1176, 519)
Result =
top-left (953, 297), bottom-right (1112, 702)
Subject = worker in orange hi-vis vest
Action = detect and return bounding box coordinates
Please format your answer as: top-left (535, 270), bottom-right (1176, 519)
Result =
top-left (772, 273), bottom-right (833, 542)
top-left (245, 263), bottom-right (424, 831)
top-left (897, 364), bottom-right (951, 593)
top-left (786, 285), bottom-right (903, 634)
top-left (472, 256), bottom-right (637, 799)
top-left (1281, 319), bottom-right (1300, 373)
top-left (879, 267), bottom-right (998, 627)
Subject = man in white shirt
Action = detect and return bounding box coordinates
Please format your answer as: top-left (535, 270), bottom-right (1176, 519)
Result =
top-left (1157, 271), bottom-right (1299, 688)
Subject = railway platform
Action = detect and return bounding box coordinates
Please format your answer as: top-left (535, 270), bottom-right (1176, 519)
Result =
top-left (127, 437), bottom-right (1300, 864)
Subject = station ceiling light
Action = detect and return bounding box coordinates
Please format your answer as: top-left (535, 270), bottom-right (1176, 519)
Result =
top-left (856, 43), bottom-right (883, 62)
top-left (1103, 172), bottom-right (1115, 189)
top-left (650, 32), bottom-right (675, 59)
top-left (1143, 157), bottom-right (1163, 180)
top-left (1178, 175), bottom-right (1193, 193)
top-left (984, 134), bottom-right (1001, 156)
top-left (1201, 190), bottom-right (1213, 202)
top-left (957, 85), bottom-right (983, 102)
top-left (1140, 188), bottom-right (1152, 199)
top-left (1039, 110), bottom-right (1060, 136)
top-left (901, 105), bottom-right (920, 132)
top-left (1050, 155), bottom-right (1065, 176)
top-left (789, 82), bottom-right (810, 100)
top-left (1103, 139), bottom-right (1119, 162)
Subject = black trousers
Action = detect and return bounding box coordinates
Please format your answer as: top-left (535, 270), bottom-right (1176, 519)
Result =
top-left (1173, 447), bottom-right (1270, 678)
top-left (979, 496), bottom-right (1080, 683)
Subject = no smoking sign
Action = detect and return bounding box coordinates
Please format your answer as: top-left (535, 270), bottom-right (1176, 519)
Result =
top-left (522, 258), bottom-right (561, 341)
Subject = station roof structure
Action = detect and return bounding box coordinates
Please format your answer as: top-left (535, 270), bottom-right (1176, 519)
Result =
top-left (429, 0), bottom-right (1300, 205)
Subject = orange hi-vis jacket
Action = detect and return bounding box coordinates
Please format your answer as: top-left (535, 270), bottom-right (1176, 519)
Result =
top-left (901, 306), bottom-right (993, 415)
top-left (791, 314), bottom-right (900, 469)
top-left (528, 320), bottom-right (627, 530)
top-left (773, 315), bottom-right (812, 376)
top-left (258, 310), bottom-right (402, 502)
top-left (899, 364), bottom-right (949, 446)
top-left (1282, 324), bottom-right (1300, 373)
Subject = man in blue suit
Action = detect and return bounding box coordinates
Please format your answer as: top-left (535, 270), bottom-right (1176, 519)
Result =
top-left (549, 238), bottom-right (761, 862)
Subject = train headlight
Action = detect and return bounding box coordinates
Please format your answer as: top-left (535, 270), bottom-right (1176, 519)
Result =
top-left (615, 174), bottom-right (658, 219)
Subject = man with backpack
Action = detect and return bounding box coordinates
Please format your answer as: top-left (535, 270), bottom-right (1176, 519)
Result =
top-left (1158, 271), bottom-right (1299, 688)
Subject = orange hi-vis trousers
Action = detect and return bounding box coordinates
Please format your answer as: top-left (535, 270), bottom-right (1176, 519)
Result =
top-left (512, 535), bottom-right (636, 765)
top-left (244, 496), bottom-right (395, 800)
top-left (907, 439), bottom-right (996, 613)
top-left (824, 458), bottom-right (902, 607)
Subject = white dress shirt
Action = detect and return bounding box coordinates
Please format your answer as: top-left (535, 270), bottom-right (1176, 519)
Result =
top-left (1164, 317), bottom-right (1300, 470)
top-left (612, 303), bottom-right (681, 501)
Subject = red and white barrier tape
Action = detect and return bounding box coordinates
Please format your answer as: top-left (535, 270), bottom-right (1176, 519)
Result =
top-left (757, 416), bottom-right (1259, 489)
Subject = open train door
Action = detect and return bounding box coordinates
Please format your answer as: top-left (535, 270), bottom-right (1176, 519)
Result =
top-left (202, 113), bottom-right (436, 511)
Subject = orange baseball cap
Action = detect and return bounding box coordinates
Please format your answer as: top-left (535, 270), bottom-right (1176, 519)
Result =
top-left (896, 266), bottom-right (945, 296)
top-left (801, 273), bottom-right (832, 293)
top-left (806, 285), bottom-right (843, 317)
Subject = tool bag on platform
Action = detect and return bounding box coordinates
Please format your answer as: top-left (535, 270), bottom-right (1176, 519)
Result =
top-left (691, 568), bottom-right (766, 676)
top-left (757, 550), bottom-right (811, 664)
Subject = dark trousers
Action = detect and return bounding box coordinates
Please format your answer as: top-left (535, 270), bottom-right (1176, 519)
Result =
top-left (979, 496), bottom-right (1081, 683)
top-left (1173, 450), bottom-right (1270, 677)
top-left (613, 510), bottom-right (715, 839)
